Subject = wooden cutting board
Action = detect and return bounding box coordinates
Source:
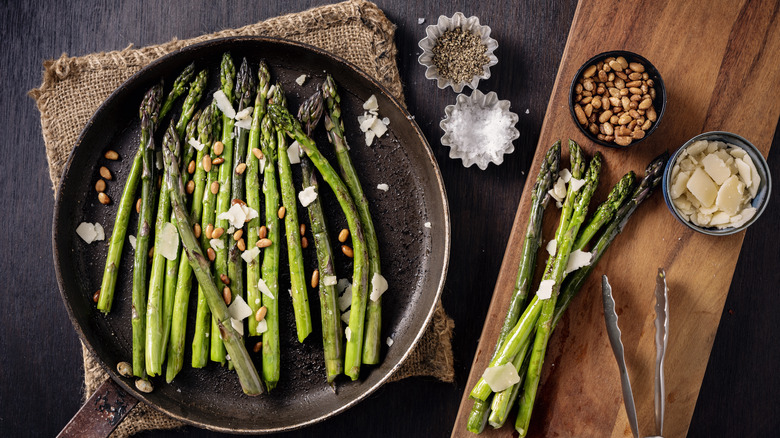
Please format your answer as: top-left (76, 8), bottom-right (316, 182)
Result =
top-left (452, 0), bottom-right (780, 437)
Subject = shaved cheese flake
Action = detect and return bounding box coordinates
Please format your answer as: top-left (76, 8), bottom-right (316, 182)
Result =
top-left (231, 318), bottom-right (244, 336)
top-left (295, 74), bottom-right (307, 85)
top-left (76, 222), bottom-right (98, 244)
top-left (94, 222), bottom-right (105, 241)
top-left (386, 337), bottom-right (394, 346)
top-left (482, 363), bottom-right (521, 392)
top-left (370, 117), bottom-right (388, 138)
top-left (536, 279), bottom-right (555, 299)
top-left (255, 319), bottom-right (268, 335)
top-left (730, 207), bottom-right (757, 228)
top-left (129, 235), bottom-right (137, 250)
top-left (559, 168), bottom-right (572, 183)
top-left (217, 203), bottom-right (248, 228)
top-left (213, 90), bottom-right (236, 119)
top-left (360, 114), bottom-right (377, 132)
top-left (267, 84), bottom-right (277, 97)
top-left (345, 326), bottom-right (352, 341)
top-left (363, 94), bottom-right (379, 111)
top-left (565, 250), bottom-right (592, 274)
top-left (550, 177), bottom-right (567, 202)
top-left (287, 141), bottom-right (301, 164)
top-left (365, 129), bottom-right (376, 147)
top-left (701, 153), bottom-right (731, 185)
top-left (242, 204), bottom-right (259, 222)
top-left (257, 278), bottom-right (274, 299)
top-left (234, 118), bottom-right (252, 130)
top-left (370, 273), bottom-right (388, 301)
top-left (341, 310), bottom-right (351, 324)
top-left (424, 222), bottom-right (431, 229)
top-left (322, 275), bottom-right (337, 286)
top-left (715, 175), bottom-right (745, 216)
top-left (228, 295), bottom-right (253, 321)
top-left (209, 238), bottom-right (225, 250)
top-left (377, 183), bottom-right (389, 191)
top-left (188, 137), bottom-right (205, 152)
top-left (235, 107), bottom-right (253, 120)
top-left (338, 285), bottom-right (352, 311)
top-left (298, 186), bottom-right (318, 207)
top-left (686, 168), bottom-right (718, 207)
top-left (569, 177), bottom-right (586, 192)
top-left (158, 222), bottom-right (180, 260)
top-left (241, 247), bottom-right (261, 263)
top-left (337, 278), bottom-right (351, 293)
top-left (546, 239), bottom-right (557, 256)
top-left (735, 159), bottom-right (752, 188)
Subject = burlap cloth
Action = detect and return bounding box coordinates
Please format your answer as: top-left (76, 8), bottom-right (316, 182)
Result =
top-left (30, 1), bottom-right (454, 435)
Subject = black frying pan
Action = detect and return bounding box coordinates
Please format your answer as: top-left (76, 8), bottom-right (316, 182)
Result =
top-left (53, 36), bottom-right (450, 434)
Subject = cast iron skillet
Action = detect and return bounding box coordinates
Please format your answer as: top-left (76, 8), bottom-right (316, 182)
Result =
top-left (53, 36), bottom-right (450, 434)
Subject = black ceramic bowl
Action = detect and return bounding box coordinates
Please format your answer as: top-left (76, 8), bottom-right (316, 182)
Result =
top-left (569, 50), bottom-right (667, 148)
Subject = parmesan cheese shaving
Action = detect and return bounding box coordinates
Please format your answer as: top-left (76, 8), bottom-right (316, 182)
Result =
top-left (536, 279), bottom-right (555, 299)
top-left (213, 90), bottom-right (236, 119)
top-left (338, 285), bottom-right (352, 311)
top-left (241, 247), bottom-right (261, 263)
top-left (363, 95), bottom-right (379, 111)
top-left (298, 186), bottom-right (317, 207)
top-left (287, 141), bottom-right (301, 164)
top-left (235, 107), bottom-right (253, 120)
top-left (129, 235), bottom-right (136, 250)
top-left (231, 318), bottom-right (244, 336)
top-left (158, 222), bottom-right (179, 260)
top-left (94, 222), bottom-right (105, 241)
top-left (377, 183), bottom-right (389, 191)
top-left (546, 239), bottom-right (557, 256)
top-left (386, 337), bottom-right (394, 347)
top-left (228, 295), bottom-right (253, 321)
top-left (295, 74), bottom-right (307, 86)
top-left (76, 222), bottom-right (98, 244)
top-left (337, 279), bottom-right (351, 293)
top-left (322, 275), bottom-right (337, 286)
top-left (569, 177), bottom-right (586, 192)
top-left (345, 326), bottom-right (352, 341)
top-left (482, 363), bottom-right (521, 392)
top-left (256, 319), bottom-right (268, 335)
top-left (424, 222), bottom-right (431, 229)
top-left (188, 137), bottom-right (205, 152)
top-left (565, 250), bottom-right (592, 274)
top-left (257, 278), bottom-right (274, 299)
top-left (209, 238), bottom-right (224, 250)
top-left (559, 168), bottom-right (572, 183)
top-left (234, 118), bottom-right (252, 130)
top-left (370, 273), bottom-right (388, 301)
top-left (341, 310), bottom-right (351, 324)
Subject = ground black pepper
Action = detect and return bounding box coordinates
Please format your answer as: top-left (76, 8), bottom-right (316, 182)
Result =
top-left (431, 28), bottom-right (488, 84)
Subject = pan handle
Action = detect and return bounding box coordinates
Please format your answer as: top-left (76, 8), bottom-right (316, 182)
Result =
top-left (58, 377), bottom-right (139, 438)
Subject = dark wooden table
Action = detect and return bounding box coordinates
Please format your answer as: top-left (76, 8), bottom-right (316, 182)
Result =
top-left (2, 1), bottom-right (778, 436)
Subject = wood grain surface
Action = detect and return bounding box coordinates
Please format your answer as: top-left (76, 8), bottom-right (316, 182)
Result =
top-left (1, 1), bottom-right (778, 437)
top-left (453, 0), bottom-right (780, 437)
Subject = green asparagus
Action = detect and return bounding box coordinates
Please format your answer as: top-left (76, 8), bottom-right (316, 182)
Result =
top-left (159, 62), bottom-right (194, 121)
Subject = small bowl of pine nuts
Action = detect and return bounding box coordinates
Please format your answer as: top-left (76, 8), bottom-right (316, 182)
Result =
top-left (569, 51), bottom-right (667, 148)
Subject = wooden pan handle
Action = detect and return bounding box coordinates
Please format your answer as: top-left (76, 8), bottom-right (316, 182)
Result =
top-left (58, 378), bottom-right (139, 438)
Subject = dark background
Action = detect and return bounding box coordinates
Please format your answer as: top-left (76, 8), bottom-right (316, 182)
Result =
top-left (1, 1), bottom-right (777, 436)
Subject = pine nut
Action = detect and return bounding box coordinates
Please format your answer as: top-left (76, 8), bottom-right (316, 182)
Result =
top-left (235, 163), bottom-right (247, 175)
top-left (148, 247), bottom-right (154, 258)
top-left (212, 227), bottom-right (224, 238)
top-left (277, 206), bottom-right (286, 219)
top-left (213, 141), bottom-right (224, 156)
top-left (212, 157), bottom-right (225, 165)
top-left (629, 62), bottom-right (645, 72)
top-left (193, 223), bottom-right (201, 238)
top-left (338, 229), bottom-right (349, 242)
top-left (237, 238), bottom-right (246, 251)
top-left (253, 341), bottom-right (263, 353)
top-left (135, 379), bottom-right (153, 393)
top-left (205, 223), bottom-right (214, 239)
top-left (231, 198), bottom-right (246, 206)
top-left (255, 306), bottom-right (267, 322)
top-left (186, 180), bottom-right (195, 194)
top-left (223, 286), bottom-right (231, 305)
top-left (116, 361), bottom-right (133, 378)
top-left (341, 245), bottom-right (354, 258)
top-left (210, 181), bottom-right (219, 195)
top-left (99, 166), bottom-right (112, 180)
top-left (301, 236), bottom-right (308, 249)
top-left (233, 230), bottom-right (243, 241)
top-left (203, 155), bottom-right (212, 172)
top-left (104, 150), bottom-right (119, 160)
top-left (95, 179), bottom-right (106, 192)
top-left (258, 226), bottom-right (267, 239)
top-left (98, 192), bottom-right (110, 205)
top-left (188, 160), bottom-right (196, 174)
top-left (207, 248), bottom-right (216, 261)
top-left (220, 274), bottom-right (230, 285)
top-left (252, 148), bottom-right (263, 160)
top-left (93, 289), bottom-right (100, 303)
top-left (582, 65), bottom-right (597, 78)
top-left (311, 269), bottom-right (319, 288)
top-left (256, 238), bottom-right (272, 248)
top-left (299, 224), bottom-right (306, 236)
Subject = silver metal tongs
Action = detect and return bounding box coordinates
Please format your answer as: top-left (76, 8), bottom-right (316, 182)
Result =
top-left (602, 269), bottom-right (669, 438)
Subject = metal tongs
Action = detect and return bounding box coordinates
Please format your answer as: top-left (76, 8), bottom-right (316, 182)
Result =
top-left (602, 269), bottom-right (669, 438)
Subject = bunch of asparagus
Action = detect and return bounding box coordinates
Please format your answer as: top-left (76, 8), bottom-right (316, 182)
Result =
top-left (96, 54), bottom-right (386, 394)
top-left (466, 140), bottom-right (667, 434)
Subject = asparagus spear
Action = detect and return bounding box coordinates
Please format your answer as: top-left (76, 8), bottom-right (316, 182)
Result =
top-left (259, 112), bottom-right (281, 390)
top-left (488, 333), bottom-right (533, 428)
top-left (130, 83), bottom-right (163, 378)
top-left (246, 61), bottom-right (270, 340)
top-left (270, 83), bottom-right (313, 343)
top-left (299, 89), bottom-right (344, 382)
top-left (162, 124), bottom-right (264, 396)
top-left (211, 52), bottom-right (236, 365)
top-left (322, 75), bottom-right (384, 364)
top-left (467, 141), bottom-right (560, 433)
top-left (268, 104), bottom-right (369, 380)
top-left (175, 70), bottom-right (209, 175)
top-left (159, 62), bottom-right (194, 121)
top-left (166, 105), bottom-right (216, 382)
top-left (573, 171), bottom-right (635, 251)
top-left (97, 66), bottom-right (187, 313)
top-left (192, 101), bottom-right (222, 368)
top-left (516, 149), bottom-right (602, 436)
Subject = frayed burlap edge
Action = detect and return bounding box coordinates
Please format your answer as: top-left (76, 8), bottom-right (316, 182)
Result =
top-left (35, 1), bottom-right (453, 436)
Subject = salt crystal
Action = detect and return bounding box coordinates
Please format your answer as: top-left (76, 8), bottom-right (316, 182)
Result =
top-left (447, 103), bottom-right (514, 160)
